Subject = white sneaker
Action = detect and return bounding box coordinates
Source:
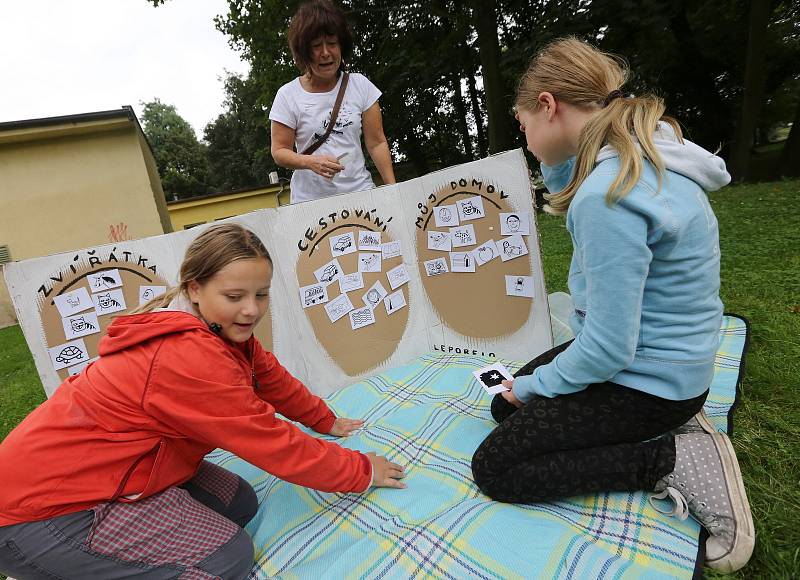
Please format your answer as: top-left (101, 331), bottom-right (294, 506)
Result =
top-left (651, 432), bottom-right (755, 572)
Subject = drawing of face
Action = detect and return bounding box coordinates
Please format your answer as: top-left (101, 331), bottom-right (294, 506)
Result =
top-left (142, 289), bottom-right (154, 301)
top-left (507, 214), bottom-right (521, 231)
top-left (367, 289), bottom-right (380, 305)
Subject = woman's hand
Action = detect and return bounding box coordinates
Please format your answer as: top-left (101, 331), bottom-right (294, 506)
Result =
top-left (305, 154), bottom-right (344, 178)
top-left (329, 417), bottom-right (363, 437)
top-left (366, 452), bottom-right (407, 489)
top-left (500, 380), bottom-right (523, 408)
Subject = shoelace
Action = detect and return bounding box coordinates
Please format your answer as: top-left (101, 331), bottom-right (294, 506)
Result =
top-left (650, 485), bottom-right (721, 531)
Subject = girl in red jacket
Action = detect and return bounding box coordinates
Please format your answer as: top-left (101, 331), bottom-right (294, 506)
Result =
top-left (0, 223), bottom-right (406, 580)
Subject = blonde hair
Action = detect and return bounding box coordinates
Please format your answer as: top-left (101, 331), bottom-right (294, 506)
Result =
top-left (131, 223), bottom-right (272, 315)
top-left (516, 37), bottom-right (682, 214)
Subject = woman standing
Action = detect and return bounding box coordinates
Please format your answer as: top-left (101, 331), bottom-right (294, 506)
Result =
top-left (270, 0), bottom-right (396, 203)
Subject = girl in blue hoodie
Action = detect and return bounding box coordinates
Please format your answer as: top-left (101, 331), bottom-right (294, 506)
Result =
top-left (471, 37), bottom-right (754, 573)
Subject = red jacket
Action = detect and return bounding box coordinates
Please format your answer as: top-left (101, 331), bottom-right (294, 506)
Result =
top-left (0, 311), bottom-right (371, 526)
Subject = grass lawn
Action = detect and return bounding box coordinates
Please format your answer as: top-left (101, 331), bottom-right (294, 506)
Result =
top-left (1, 179), bottom-right (798, 578)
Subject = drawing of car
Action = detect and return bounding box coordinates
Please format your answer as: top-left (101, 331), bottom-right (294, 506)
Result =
top-left (320, 265), bottom-right (339, 283)
top-left (333, 237), bottom-right (352, 252)
top-left (56, 345), bottom-right (84, 365)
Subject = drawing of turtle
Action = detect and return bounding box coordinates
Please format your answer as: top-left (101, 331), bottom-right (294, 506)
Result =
top-left (333, 237), bottom-right (352, 252)
top-left (56, 345), bottom-right (84, 365)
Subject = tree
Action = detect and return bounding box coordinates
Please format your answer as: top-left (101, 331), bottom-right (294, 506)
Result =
top-left (140, 99), bottom-right (211, 199)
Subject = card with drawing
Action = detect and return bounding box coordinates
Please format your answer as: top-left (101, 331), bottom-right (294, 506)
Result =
top-left (473, 362), bottom-right (514, 395)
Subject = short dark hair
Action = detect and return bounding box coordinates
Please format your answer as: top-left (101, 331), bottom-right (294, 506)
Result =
top-left (288, 0), bottom-right (353, 74)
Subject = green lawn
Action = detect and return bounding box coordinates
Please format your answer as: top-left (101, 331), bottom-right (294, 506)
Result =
top-left (1, 179), bottom-right (798, 578)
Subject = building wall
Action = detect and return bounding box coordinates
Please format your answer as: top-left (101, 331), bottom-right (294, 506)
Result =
top-left (167, 186), bottom-right (290, 230)
top-left (0, 123), bottom-right (172, 328)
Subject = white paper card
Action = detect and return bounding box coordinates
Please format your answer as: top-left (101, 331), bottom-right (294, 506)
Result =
top-left (381, 240), bottom-right (402, 258)
top-left (505, 275), bottom-right (535, 298)
top-left (500, 212), bottom-right (531, 236)
top-left (473, 239), bottom-right (500, 266)
top-left (67, 356), bottom-right (99, 376)
top-left (314, 259), bottom-right (344, 285)
top-left (87, 269), bottom-right (123, 293)
top-left (349, 306), bottom-right (376, 330)
top-left (92, 288), bottom-right (127, 316)
top-left (384, 290), bottom-right (407, 315)
top-left (427, 230), bottom-right (452, 251)
top-left (62, 311), bottom-right (101, 340)
top-left (324, 293), bottom-right (354, 322)
top-left (339, 271), bottom-right (365, 293)
top-left (358, 252), bottom-right (382, 273)
top-left (456, 196), bottom-right (486, 221)
top-left (386, 263), bottom-right (410, 290)
top-left (434, 204), bottom-right (459, 227)
top-left (473, 362), bottom-right (514, 395)
top-left (450, 224), bottom-right (477, 248)
top-left (299, 283), bottom-right (329, 308)
top-left (53, 287), bottom-right (93, 317)
top-left (498, 234), bottom-right (529, 262)
top-left (450, 251), bottom-right (476, 272)
top-left (139, 285), bottom-right (167, 305)
top-left (358, 230), bottom-right (382, 250)
top-left (49, 339), bottom-right (90, 371)
top-left (424, 257), bottom-right (449, 277)
top-left (362, 280), bottom-right (388, 310)
top-left (329, 232), bottom-right (357, 257)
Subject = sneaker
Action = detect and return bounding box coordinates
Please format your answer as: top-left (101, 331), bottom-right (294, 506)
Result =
top-left (670, 409), bottom-right (719, 436)
top-left (650, 432), bottom-right (755, 572)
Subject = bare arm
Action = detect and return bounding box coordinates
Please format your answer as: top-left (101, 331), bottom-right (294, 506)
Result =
top-left (362, 102), bottom-right (396, 185)
top-left (271, 120), bottom-right (343, 177)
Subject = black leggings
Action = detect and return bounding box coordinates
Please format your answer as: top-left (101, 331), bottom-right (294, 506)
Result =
top-left (471, 341), bottom-right (707, 503)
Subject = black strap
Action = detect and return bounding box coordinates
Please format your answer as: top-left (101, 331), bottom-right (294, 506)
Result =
top-left (301, 72), bottom-right (350, 155)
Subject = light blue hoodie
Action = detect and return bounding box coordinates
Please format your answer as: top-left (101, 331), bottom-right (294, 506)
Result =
top-left (514, 124), bottom-right (731, 402)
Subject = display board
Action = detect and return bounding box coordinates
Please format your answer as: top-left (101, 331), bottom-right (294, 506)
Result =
top-left (5, 150), bottom-right (552, 397)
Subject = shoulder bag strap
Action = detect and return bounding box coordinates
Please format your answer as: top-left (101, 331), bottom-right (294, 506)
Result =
top-left (301, 72), bottom-right (350, 156)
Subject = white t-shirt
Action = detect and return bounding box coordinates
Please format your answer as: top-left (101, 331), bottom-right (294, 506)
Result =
top-left (269, 72), bottom-right (381, 203)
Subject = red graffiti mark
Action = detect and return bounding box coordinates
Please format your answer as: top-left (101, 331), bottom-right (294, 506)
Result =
top-left (108, 223), bottom-right (130, 242)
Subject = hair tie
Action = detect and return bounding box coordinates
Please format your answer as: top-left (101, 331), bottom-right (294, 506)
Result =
top-left (602, 89), bottom-right (624, 108)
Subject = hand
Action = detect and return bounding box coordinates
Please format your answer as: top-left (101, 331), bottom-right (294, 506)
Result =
top-left (365, 452), bottom-right (407, 489)
top-left (500, 380), bottom-right (523, 408)
top-left (306, 154), bottom-right (344, 178)
top-left (329, 417), bottom-right (364, 437)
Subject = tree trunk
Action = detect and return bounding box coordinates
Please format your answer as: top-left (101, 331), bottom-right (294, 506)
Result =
top-left (466, 60), bottom-right (488, 158)
top-left (779, 99), bottom-right (800, 177)
top-left (729, 0), bottom-right (771, 181)
top-left (452, 72), bottom-right (473, 160)
top-left (470, 0), bottom-right (514, 154)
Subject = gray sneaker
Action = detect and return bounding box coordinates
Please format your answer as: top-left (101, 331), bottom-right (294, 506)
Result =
top-left (651, 432), bottom-right (755, 572)
top-left (670, 408), bottom-right (719, 436)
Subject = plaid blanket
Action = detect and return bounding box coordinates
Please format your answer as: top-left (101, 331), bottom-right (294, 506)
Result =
top-left (207, 315), bottom-right (749, 579)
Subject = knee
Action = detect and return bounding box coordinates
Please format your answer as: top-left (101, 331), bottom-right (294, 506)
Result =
top-left (231, 480), bottom-right (259, 528)
top-left (471, 442), bottom-right (499, 498)
top-left (216, 529), bottom-right (255, 580)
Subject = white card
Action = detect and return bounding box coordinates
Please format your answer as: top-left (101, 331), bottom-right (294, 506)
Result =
top-left (139, 285), bottom-right (167, 305)
top-left (314, 258), bottom-right (343, 285)
top-left (450, 251), bottom-right (476, 272)
top-left (49, 339), bottom-right (90, 371)
top-left (92, 288), bottom-right (127, 316)
top-left (386, 263), bottom-right (410, 290)
top-left (62, 311), bottom-right (101, 340)
top-left (362, 280), bottom-right (388, 310)
top-left (350, 306), bottom-right (376, 330)
top-left (473, 239), bottom-right (500, 266)
top-left (424, 257), bottom-right (449, 277)
top-left (299, 283), bottom-right (329, 308)
top-left (358, 230), bottom-right (382, 250)
top-left (53, 287), bottom-right (93, 317)
top-left (456, 196), bottom-right (486, 221)
top-left (434, 204), bottom-right (459, 227)
top-left (500, 212), bottom-right (531, 236)
top-left (450, 224), bottom-right (477, 248)
top-left (384, 290), bottom-right (407, 315)
top-left (505, 275), bottom-right (535, 298)
top-left (427, 230), bottom-right (452, 252)
top-left (325, 293), bottom-right (354, 322)
top-left (339, 271), bottom-right (365, 293)
top-left (358, 252), bottom-right (382, 273)
top-left (67, 356), bottom-right (99, 376)
top-left (87, 269), bottom-right (123, 293)
top-left (329, 232), bottom-right (357, 257)
top-left (498, 234), bottom-right (529, 262)
top-left (381, 240), bottom-right (402, 259)
top-left (473, 362), bottom-right (514, 395)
